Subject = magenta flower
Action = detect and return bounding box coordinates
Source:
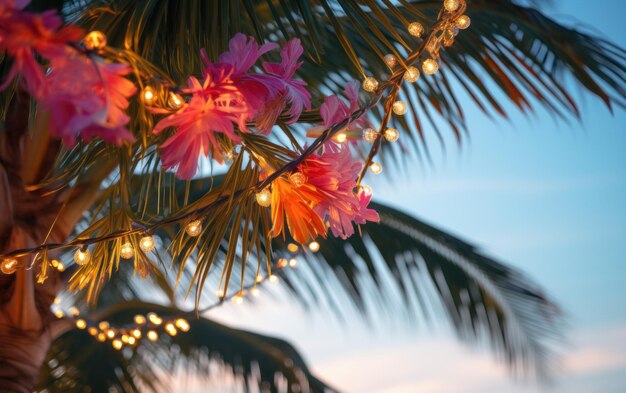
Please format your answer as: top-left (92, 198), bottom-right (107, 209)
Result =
top-left (0, 0), bottom-right (83, 98)
top-left (42, 54), bottom-right (136, 146)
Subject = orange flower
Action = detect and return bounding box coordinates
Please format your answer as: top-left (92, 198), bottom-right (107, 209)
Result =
top-left (270, 177), bottom-right (327, 244)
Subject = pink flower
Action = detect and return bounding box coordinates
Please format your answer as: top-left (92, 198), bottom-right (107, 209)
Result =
top-left (41, 54), bottom-right (136, 146)
top-left (301, 146), bottom-right (379, 239)
top-left (306, 81), bottom-right (370, 144)
top-left (0, 1), bottom-right (83, 98)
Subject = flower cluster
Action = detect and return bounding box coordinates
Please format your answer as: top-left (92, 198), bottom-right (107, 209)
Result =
top-left (153, 34), bottom-right (311, 179)
top-left (0, 0), bottom-right (136, 146)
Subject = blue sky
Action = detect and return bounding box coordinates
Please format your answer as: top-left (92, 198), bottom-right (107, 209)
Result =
top-left (203, 1), bottom-right (626, 392)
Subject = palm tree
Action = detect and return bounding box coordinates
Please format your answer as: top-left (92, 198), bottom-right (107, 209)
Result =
top-left (0, 0), bottom-right (624, 392)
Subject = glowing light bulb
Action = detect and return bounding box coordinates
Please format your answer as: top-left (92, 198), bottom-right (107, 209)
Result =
top-left (422, 58), bottom-right (439, 75)
top-left (147, 330), bottom-right (158, 342)
top-left (99, 321), bottom-right (110, 330)
top-left (175, 318), bottom-right (190, 332)
top-left (369, 162), bottom-right (383, 174)
top-left (269, 275), bottom-right (279, 284)
top-left (233, 293), bottom-right (244, 305)
top-left (83, 31), bottom-right (107, 50)
top-left (131, 329), bottom-right (142, 339)
top-left (392, 101), bottom-right (408, 115)
top-left (164, 322), bottom-right (178, 336)
top-left (106, 329), bottom-right (115, 339)
top-left (75, 319), bottom-right (87, 329)
top-left (120, 242), bottom-right (134, 259)
top-left (362, 128), bottom-right (378, 143)
top-left (289, 258), bottom-right (298, 267)
top-left (142, 86), bottom-right (157, 105)
top-left (444, 0), bottom-right (460, 12)
top-left (308, 241), bottom-right (320, 253)
top-left (362, 77), bottom-right (379, 92)
top-left (403, 66), bottom-right (420, 83)
top-left (56, 262), bottom-right (65, 272)
top-left (134, 315), bottom-right (146, 325)
top-left (128, 337), bottom-right (136, 345)
top-left (384, 128), bottom-right (400, 142)
top-left (455, 15), bottom-right (471, 29)
top-left (73, 248), bottom-right (90, 266)
top-left (255, 275), bottom-right (264, 283)
top-left (88, 327), bottom-right (98, 336)
top-left (97, 333), bottom-right (106, 342)
top-left (51, 259), bottom-right (59, 268)
top-left (185, 220), bottom-right (202, 237)
top-left (287, 243), bottom-right (299, 253)
top-left (112, 339), bottom-right (123, 350)
top-left (255, 189), bottom-right (271, 207)
top-left (384, 54), bottom-right (397, 68)
top-left (1, 258), bottom-right (18, 275)
top-left (147, 312), bottom-right (162, 325)
top-left (250, 287), bottom-right (260, 297)
top-left (69, 306), bottom-right (80, 316)
top-left (167, 92), bottom-right (184, 109)
top-left (139, 235), bottom-right (155, 252)
top-left (359, 185), bottom-right (373, 196)
top-left (217, 289), bottom-right (225, 298)
top-left (121, 335), bottom-right (129, 344)
top-left (277, 258), bottom-right (288, 268)
top-left (408, 22), bottom-right (425, 37)
top-left (54, 310), bottom-right (64, 318)
top-left (289, 172), bottom-right (306, 187)
top-left (334, 132), bottom-right (347, 143)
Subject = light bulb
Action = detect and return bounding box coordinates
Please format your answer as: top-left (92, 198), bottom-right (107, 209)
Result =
top-left (384, 54), bottom-right (397, 68)
top-left (134, 314), bottom-right (146, 325)
top-left (250, 287), bottom-right (260, 297)
top-left (422, 58), bottom-right (439, 75)
top-left (54, 310), bottom-right (64, 318)
top-left (455, 15), bottom-right (471, 29)
top-left (289, 258), bottom-right (298, 267)
top-left (131, 329), bottom-right (142, 339)
top-left (76, 319), bottom-right (87, 329)
top-left (147, 312), bottom-right (162, 325)
top-left (233, 293), bottom-right (244, 305)
top-left (97, 333), bottom-right (106, 342)
top-left (51, 259), bottom-right (59, 268)
top-left (255, 189), bottom-right (271, 207)
top-left (121, 334), bottom-right (129, 344)
top-left (287, 243), bottom-right (299, 253)
top-left (83, 31), bottom-right (107, 50)
top-left (120, 242), bottom-right (134, 259)
top-left (167, 92), bottom-right (184, 109)
top-left (255, 275), bottom-right (264, 283)
top-left (128, 337), bottom-right (136, 345)
top-left (175, 318), bottom-right (190, 332)
top-left (308, 241), bottom-right (320, 253)
top-left (362, 77), bottom-right (379, 92)
top-left (142, 86), bottom-right (157, 105)
top-left (392, 101), bottom-right (408, 115)
top-left (362, 128), bottom-right (378, 143)
top-left (403, 66), bottom-right (420, 83)
top-left (359, 185), bottom-right (373, 196)
top-left (369, 162), bottom-right (383, 174)
top-left (185, 220), bottom-right (202, 237)
top-left (384, 128), bottom-right (400, 142)
top-left (147, 330), bottom-right (158, 342)
top-left (106, 329), bottom-right (115, 339)
top-left (289, 172), bottom-right (306, 187)
top-left (139, 235), bottom-right (155, 252)
top-left (73, 248), bottom-right (90, 266)
top-left (268, 274), bottom-right (279, 284)
top-left (112, 339), bottom-right (123, 350)
top-left (216, 289), bottom-right (225, 298)
top-left (69, 306), bottom-right (80, 316)
top-left (99, 321), bottom-right (110, 330)
top-left (56, 262), bottom-right (65, 272)
top-left (408, 22), bottom-right (425, 37)
top-left (1, 258), bottom-right (18, 275)
top-left (277, 258), bottom-right (288, 268)
top-left (444, 0), bottom-right (460, 12)
top-left (88, 327), bottom-right (98, 336)
top-left (164, 322), bottom-right (177, 336)
top-left (334, 132), bottom-right (347, 143)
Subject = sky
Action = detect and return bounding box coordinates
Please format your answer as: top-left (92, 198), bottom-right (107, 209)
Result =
top-left (201, 1), bottom-right (626, 392)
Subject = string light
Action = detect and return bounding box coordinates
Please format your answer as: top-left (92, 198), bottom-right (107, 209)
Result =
top-left (384, 54), bottom-right (398, 68)
top-left (250, 287), bottom-right (260, 297)
top-left (422, 58), bottom-right (439, 75)
top-left (56, 262), bottom-right (65, 272)
top-left (97, 333), bottom-right (106, 342)
top-left (128, 337), bottom-right (136, 345)
top-left (289, 258), bottom-right (298, 267)
top-left (369, 162), bottom-right (383, 174)
top-left (255, 189), bottom-right (272, 207)
top-left (308, 241), bottom-right (320, 252)
top-left (164, 322), bottom-right (178, 336)
top-left (362, 128), bottom-right (378, 143)
top-left (106, 329), bottom-right (115, 339)
top-left (362, 77), bottom-right (379, 92)
top-left (359, 185), bottom-right (373, 196)
top-left (134, 315), bottom-right (146, 325)
top-left (167, 92), bottom-right (184, 109)
top-left (131, 329), bottom-right (142, 339)
top-left (216, 289), bottom-right (225, 298)
top-left (142, 86), bottom-right (157, 105)
top-left (112, 339), bottom-right (123, 350)
top-left (175, 318), bottom-right (190, 332)
top-left (334, 132), bottom-right (348, 143)
top-left (147, 312), bottom-right (162, 325)
top-left (233, 292), bottom-right (244, 304)
top-left (185, 219), bottom-right (203, 237)
top-left (268, 274), bottom-right (279, 283)
top-left (403, 66), bottom-right (420, 83)
top-left (76, 319), bottom-right (87, 329)
top-left (73, 248), bottom-right (90, 265)
top-left (455, 15), bottom-right (471, 29)
top-left (444, 0), bottom-right (460, 12)
top-left (392, 101), bottom-right (408, 115)
top-left (120, 242), bottom-right (134, 259)
top-left (54, 310), bottom-right (64, 318)
top-left (121, 334), bottom-right (130, 344)
top-left (255, 275), bottom-right (263, 283)
top-left (139, 235), bottom-right (155, 252)
top-left (408, 22), bottom-right (425, 37)
top-left (384, 128), bottom-right (400, 142)
top-left (289, 172), bottom-right (306, 187)
top-left (99, 321), bottom-right (110, 330)
top-left (287, 243), bottom-right (299, 253)
top-left (69, 306), bottom-right (80, 316)
top-left (147, 330), bottom-right (158, 341)
top-left (277, 258), bottom-right (288, 268)
top-left (88, 327), bottom-right (98, 336)
top-left (1, 258), bottom-right (17, 275)
top-left (83, 31), bottom-right (106, 50)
